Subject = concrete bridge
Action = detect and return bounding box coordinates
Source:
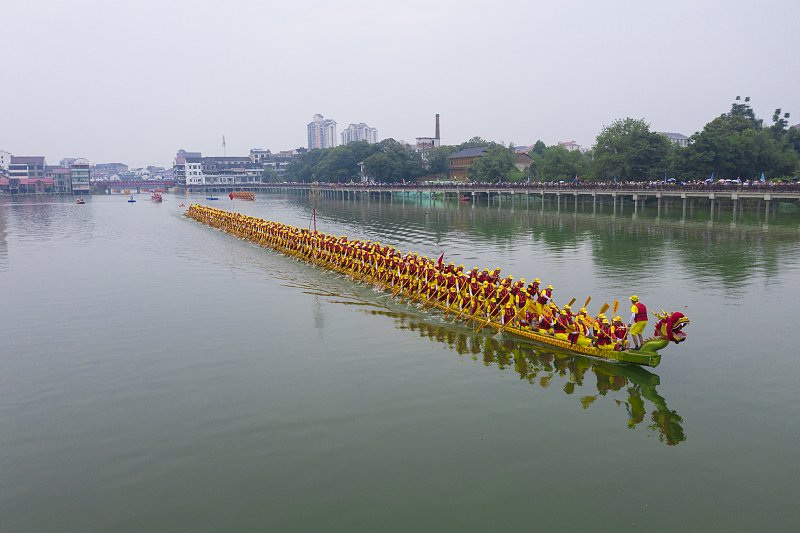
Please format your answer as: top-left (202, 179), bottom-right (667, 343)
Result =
top-left (181, 182), bottom-right (800, 217)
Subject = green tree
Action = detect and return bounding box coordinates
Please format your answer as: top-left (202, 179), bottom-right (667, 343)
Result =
top-left (466, 146), bottom-right (515, 182)
top-left (425, 145), bottom-right (459, 177)
top-left (362, 139), bottom-right (425, 182)
top-left (670, 113), bottom-right (798, 181)
top-left (261, 166), bottom-right (280, 183)
top-left (529, 140), bottom-right (546, 157)
top-left (539, 146), bottom-right (590, 182)
top-left (591, 118), bottom-right (671, 181)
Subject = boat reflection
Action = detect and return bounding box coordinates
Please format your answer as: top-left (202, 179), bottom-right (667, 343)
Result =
top-left (365, 309), bottom-right (686, 447)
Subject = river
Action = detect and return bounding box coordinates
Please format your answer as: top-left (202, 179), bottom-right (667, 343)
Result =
top-left (1, 192), bottom-right (799, 532)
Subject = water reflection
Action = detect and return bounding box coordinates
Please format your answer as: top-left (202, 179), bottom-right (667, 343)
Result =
top-left (306, 195), bottom-right (800, 290)
top-left (363, 309), bottom-right (686, 447)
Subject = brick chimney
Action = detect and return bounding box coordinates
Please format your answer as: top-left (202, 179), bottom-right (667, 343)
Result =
top-left (435, 114), bottom-right (440, 140)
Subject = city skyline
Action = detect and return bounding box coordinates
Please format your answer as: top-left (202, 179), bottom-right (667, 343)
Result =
top-left (2, 0), bottom-right (798, 168)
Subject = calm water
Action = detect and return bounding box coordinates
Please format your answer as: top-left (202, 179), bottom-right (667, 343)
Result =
top-left (2, 192), bottom-right (799, 532)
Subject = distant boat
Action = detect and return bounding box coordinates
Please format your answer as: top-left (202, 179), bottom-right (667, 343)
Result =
top-left (128, 196), bottom-right (136, 203)
top-left (76, 198), bottom-right (85, 204)
top-left (207, 196), bottom-right (218, 200)
top-left (151, 192), bottom-right (163, 202)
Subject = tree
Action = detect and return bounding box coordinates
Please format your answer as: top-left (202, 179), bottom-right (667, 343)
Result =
top-left (261, 166), bottom-right (279, 183)
top-left (538, 146), bottom-right (589, 182)
top-left (591, 118), bottom-right (671, 181)
top-left (362, 139), bottom-right (425, 182)
top-left (529, 140), bottom-right (546, 157)
top-left (425, 145), bottom-right (459, 177)
top-left (670, 112), bottom-right (798, 181)
top-left (466, 146), bottom-right (515, 182)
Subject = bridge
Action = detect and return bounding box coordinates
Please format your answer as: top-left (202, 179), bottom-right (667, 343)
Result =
top-left (180, 182), bottom-right (800, 216)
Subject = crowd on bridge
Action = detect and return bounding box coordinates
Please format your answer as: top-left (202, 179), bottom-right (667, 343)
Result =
top-left (186, 204), bottom-right (652, 352)
top-left (259, 179), bottom-right (800, 193)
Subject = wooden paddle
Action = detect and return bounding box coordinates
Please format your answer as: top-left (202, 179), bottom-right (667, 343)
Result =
top-left (496, 305), bottom-right (527, 335)
top-left (464, 302), bottom-right (485, 325)
top-left (477, 305), bottom-right (502, 332)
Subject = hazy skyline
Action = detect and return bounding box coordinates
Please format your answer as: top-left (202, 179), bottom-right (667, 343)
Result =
top-left (2, 0), bottom-right (798, 168)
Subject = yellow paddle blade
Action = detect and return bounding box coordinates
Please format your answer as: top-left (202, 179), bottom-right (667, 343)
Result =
top-left (583, 296), bottom-right (591, 308)
top-left (613, 300), bottom-right (619, 316)
top-left (599, 302), bottom-right (610, 314)
top-left (568, 298), bottom-right (576, 307)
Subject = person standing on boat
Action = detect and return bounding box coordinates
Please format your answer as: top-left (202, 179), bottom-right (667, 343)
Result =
top-left (536, 285), bottom-right (553, 313)
top-left (628, 295), bottom-right (648, 350)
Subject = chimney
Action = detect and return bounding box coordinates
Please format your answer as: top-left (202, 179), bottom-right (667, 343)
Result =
top-left (435, 114), bottom-right (440, 139)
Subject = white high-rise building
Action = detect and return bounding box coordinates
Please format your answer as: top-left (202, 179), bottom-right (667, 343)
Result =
top-left (341, 123), bottom-right (378, 145)
top-left (307, 114), bottom-right (338, 149)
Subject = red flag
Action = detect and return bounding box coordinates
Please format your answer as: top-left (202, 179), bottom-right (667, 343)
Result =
top-left (229, 192), bottom-right (234, 200)
top-left (437, 252), bottom-right (444, 268)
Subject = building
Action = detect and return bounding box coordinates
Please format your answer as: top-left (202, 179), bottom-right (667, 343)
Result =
top-left (341, 123), bottom-right (378, 145)
top-left (558, 141), bottom-right (582, 152)
top-left (95, 163), bottom-right (129, 174)
top-left (0, 150), bottom-right (11, 177)
top-left (46, 166), bottom-right (72, 193)
top-left (446, 146), bottom-right (489, 180)
top-left (514, 153), bottom-right (534, 172)
top-left (415, 114), bottom-right (441, 157)
top-left (657, 132), bottom-right (690, 148)
top-left (9, 156), bottom-right (47, 179)
top-left (307, 114), bottom-right (338, 149)
top-left (70, 159), bottom-right (90, 194)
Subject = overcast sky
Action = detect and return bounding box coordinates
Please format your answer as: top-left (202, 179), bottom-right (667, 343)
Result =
top-left (2, 0), bottom-right (798, 168)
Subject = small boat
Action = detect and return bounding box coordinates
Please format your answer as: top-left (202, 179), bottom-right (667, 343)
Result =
top-left (128, 196), bottom-right (136, 203)
top-left (76, 198), bottom-right (85, 204)
top-left (151, 192), bottom-right (163, 202)
top-left (207, 196), bottom-right (218, 200)
top-left (460, 196), bottom-right (470, 202)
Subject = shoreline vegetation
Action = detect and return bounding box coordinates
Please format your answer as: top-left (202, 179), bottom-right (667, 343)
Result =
top-left (275, 97), bottom-right (799, 185)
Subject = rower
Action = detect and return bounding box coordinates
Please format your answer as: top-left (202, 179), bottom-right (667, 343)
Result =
top-left (553, 310), bottom-right (571, 341)
top-left (613, 316), bottom-right (629, 351)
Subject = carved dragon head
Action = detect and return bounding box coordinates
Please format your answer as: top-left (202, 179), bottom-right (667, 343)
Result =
top-left (652, 310), bottom-right (689, 344)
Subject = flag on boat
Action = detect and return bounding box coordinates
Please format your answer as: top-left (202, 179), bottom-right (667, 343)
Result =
top-left (229, 192), bottom-right (234, 200)
top-left (437, 252), bottom-right (445, 269)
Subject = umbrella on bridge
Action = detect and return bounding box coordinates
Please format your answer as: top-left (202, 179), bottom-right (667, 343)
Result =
top-left (667, 178), bottom-right (676, 182)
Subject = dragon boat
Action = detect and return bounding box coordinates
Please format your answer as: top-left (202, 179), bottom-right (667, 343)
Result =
top-left (185, 204), bottom-right (689, 367)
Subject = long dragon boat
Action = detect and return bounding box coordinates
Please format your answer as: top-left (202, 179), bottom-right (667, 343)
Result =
top-left (185, 204), bottom-right (689, 367)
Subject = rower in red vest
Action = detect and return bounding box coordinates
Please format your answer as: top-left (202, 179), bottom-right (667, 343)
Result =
top-left (628, 295), bottom-right (648, 350)
top-left (538, 308), bottom-right (553, 335)
top-left (478, 269), bottom-right (489, 283)
top-left (553, 310), bottom-right (571, 341)
top-left (536, 285), bottom-right (553, 313)
top-left (596, 318), bottom-right (614, 350)
top-left (488, 268), bottom-right (501, 285)
top-left (613, 316), bottom-right (629, 351)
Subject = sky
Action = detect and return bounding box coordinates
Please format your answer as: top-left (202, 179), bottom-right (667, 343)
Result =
top-left (2, 0), bottom-right (799, 168)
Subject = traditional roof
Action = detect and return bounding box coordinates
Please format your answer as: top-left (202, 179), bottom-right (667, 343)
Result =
top-left (447, 146), bottom-right (489, 159)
